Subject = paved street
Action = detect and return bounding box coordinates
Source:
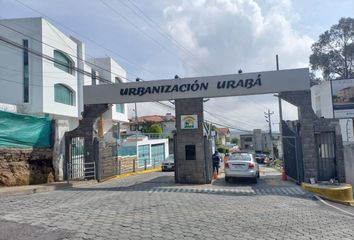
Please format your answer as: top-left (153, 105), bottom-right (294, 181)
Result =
top-left (1, 166), bottom-right (354, 240)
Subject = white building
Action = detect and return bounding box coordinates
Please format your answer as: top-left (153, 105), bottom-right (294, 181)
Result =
top-left (311, 80), bottom-right (354, 142)
top-left (0, 17), bottom-right (128, 180)
top-left (86, 57), bottom-right (129, 142)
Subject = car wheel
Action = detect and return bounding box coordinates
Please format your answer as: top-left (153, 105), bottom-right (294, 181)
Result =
top-left (225, 176), bottom-right (231, 182)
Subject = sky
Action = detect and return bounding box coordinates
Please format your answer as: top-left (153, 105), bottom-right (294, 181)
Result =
top-left (1, 0), bottom-right (353, 133)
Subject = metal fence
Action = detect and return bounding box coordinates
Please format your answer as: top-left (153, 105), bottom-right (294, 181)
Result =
top-left (67, 162), bottom-right (96, 181)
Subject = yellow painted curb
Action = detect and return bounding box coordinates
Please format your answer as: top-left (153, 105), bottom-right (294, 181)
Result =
top-left (302, 183), bottom-right (354, 206)
top-left (113, 167), bottom-right (161, 180)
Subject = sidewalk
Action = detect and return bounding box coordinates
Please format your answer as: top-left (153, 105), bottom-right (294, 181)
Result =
top-left (0, 167), bottom-right (161, 198)
top-left (0, 180), bottom-right (97, 198)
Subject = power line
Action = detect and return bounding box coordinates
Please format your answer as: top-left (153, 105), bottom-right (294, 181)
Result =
top-left (0, 35), bottom-right (115, 84)
top-left (13, 0), bottom-right (164, 79)
top-left (99, 0), bottom-right (204, 76)
top-left (0, 22), bottom-right (132, 83)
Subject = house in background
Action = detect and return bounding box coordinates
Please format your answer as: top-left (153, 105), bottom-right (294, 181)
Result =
top-left (240, 129), bottom-right (281, 154)
top-left (215, 128), bottom-right (230, 146)
top-left (121, 113), bottom-right (176, 138)
top-left (0, 17), bottom-right (128, 181)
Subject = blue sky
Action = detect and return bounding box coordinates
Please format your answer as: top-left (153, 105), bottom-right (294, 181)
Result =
top-left (1, 0), bottom-right (353, 132)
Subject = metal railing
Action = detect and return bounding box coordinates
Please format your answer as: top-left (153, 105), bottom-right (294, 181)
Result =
top-left (121, 133), bottom-right (172, 140)
top-left (67, 161), bottom-right (96, 182)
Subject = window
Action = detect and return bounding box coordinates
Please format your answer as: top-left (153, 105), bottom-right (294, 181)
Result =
top-left (23, 39), bottom-right (29, 103)
top-left (114, 77), bottom-right (125, 113)
top-left (244, 137), bottom-right (253, 142)
top-left (54, 84), bottom-right (74, 105)
top-left (53, 50), bottom-right (74, 74)
top-left (116, 104), bottom-right (124, 113)
top-left (130, 125), bottom-right (137, 131)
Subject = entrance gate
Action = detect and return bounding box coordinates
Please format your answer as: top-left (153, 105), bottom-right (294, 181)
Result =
top-left (282, 121), bottom-right (303, 182)
top-left (66, 136), bottom-right (96, 181)
top-left (68, 67), bottom-right (345, 184)
top-left (315, 132), bottom-right (336, 181)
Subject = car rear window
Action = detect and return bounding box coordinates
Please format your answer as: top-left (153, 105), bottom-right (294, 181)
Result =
top-left (229, 154), bottom-right (251, 161)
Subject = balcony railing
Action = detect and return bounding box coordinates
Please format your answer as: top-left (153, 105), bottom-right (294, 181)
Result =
top-left (121, 133), bottom-right (173, 140)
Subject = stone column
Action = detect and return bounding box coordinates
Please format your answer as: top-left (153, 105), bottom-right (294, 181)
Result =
top-left (174, 98), bottom-right (211, 184)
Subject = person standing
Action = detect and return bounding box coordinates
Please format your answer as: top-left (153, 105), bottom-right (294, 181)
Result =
top-left (212, 151), bottom-right (221, 175)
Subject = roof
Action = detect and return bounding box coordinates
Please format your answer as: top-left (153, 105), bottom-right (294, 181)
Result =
top-left (129, 115), bottom-right (176, 124)
top-left (215, 128), bottom-right (230, 136)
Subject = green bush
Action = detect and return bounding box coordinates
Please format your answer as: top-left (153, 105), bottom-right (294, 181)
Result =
top-left (217, 147), bottom-right (224, 153)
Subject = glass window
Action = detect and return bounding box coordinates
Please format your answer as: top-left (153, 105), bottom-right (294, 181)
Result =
top-left (23, 39), bottom-right (29, 103)
top-left (54, 84), bottom-right (74, 105)
top-left (54, 50), bottom-right (74, 74)
top-left (230, 153), bottom-right (251, 161)
top-left (115, 104), bottom-right (124, 113)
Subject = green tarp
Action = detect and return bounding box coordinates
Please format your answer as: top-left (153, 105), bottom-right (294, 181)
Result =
top-left (0, 110), bottom-right (51, 148)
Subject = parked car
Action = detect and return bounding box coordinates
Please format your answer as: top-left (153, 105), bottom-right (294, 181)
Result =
top-left (224, 152), bottom-right (260, 183)
top-left (255, 153), bottom-right (265, 164)
top-left (161, 154), bottom-right (174, 172)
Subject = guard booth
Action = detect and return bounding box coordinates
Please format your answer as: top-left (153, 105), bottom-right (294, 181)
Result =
top-left (65, 67), bottom-right (346, 184)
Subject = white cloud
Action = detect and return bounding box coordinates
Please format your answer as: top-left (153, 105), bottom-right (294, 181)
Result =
top-left (130, 0), bottom-right (313, 131)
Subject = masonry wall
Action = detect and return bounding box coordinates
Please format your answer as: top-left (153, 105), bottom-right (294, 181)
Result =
top-left (0, 148), bottom-right (54, 186)
top-left (280, 90), bottom-right (345, 183)
top-left (175, 98), bottom-right (212, 184)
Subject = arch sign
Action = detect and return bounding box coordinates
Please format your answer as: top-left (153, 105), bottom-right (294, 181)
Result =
top-left (84, 68), bottom-right (309, 104)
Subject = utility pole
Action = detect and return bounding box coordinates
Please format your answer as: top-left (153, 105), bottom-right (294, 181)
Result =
top-left (265, 109), bottom-right (274, 158)
top-left (276, 54), bottom-right (283, 160)
top-left (135, 78), bottom-right (140, 169)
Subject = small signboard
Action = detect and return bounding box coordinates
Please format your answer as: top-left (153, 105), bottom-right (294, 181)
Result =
top-left (181, 115), bottom-right (198, 129)
top-left (331, 79), bottom-right (354, 118)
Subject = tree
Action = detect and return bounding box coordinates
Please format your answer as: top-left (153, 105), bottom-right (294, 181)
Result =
top-left (231, 137), bottom-right (239, 145)
top-left (148, 124), bottom-right (163, 134)
top-left (310, 17), bottom-right (354, 80)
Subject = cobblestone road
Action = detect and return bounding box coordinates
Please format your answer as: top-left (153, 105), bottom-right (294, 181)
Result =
top-left (1, 167), bottom-right (354, 240)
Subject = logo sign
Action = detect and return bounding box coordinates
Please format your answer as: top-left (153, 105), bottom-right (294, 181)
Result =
top-left (83, 68), bottom-right (309, 104)
top-left (181, 115), bottom-right (198, 129)
top-left (331, 79), bottom-right (354, 118)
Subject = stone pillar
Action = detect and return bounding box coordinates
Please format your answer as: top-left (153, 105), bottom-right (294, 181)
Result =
top-left (280, 90), bottom-right (345, 182)
top-left (175, 98), bottom-right (211, 184)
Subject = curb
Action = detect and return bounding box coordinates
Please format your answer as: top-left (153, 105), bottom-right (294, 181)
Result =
top-left (302, 183), bottom-right (354, 206)
top-left (0, 180), bottom-right (97, 198)
top-left (0, 168), bottom-right (161, 198)
top-left (112, 167), bottom-right (161, 180)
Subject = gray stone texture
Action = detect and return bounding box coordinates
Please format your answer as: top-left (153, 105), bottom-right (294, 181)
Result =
top-left (343, 143), bottom-right (354, 187)
top-left (280, 90), bottom-right (345, 182)
top-left (1, 170), bottom-right (354, 240)
top-left (174, 98), bottom-right (212, 184)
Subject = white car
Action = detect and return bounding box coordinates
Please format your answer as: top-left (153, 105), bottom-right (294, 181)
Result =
top-left (161, 154), bottom-right (174, 172)
top-left (224, 152), bottom-right (260, 183)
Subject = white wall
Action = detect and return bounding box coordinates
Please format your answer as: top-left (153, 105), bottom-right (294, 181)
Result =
top-left (86, 57), bottom-right (128, 123)
top-left (41, 19), bottom-right (79, 118)
top-left (311, 82), bottom-right (333, 118)
top-left (0, 17), bottom-right (82, 118)
top-left (0, 18), bottom-right (43, 113)
top-left (311, 81), bottom-right (354, 142)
